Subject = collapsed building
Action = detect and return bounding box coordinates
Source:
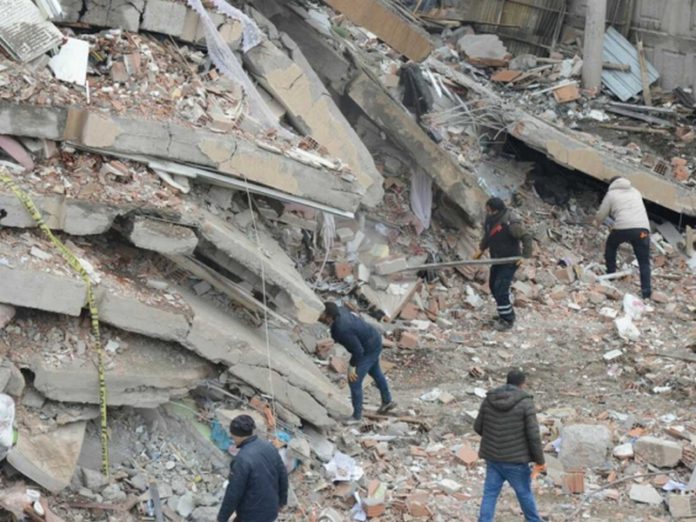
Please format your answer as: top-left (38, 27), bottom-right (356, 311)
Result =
top-left (0, 0), bottom-right (695, 520)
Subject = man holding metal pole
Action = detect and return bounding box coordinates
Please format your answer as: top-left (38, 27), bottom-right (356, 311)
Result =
top-left (474, 197), bottom-right (533, 330)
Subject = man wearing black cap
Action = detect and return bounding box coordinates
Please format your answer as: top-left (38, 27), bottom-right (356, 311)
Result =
top-left (217, 415), bottom-right (288, 522)
top-left (474, 197), bottom-right (533, 330)
top-left (319, 302), bottom-right (396, 425)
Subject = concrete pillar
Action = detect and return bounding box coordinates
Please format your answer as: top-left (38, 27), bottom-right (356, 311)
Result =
top-left (582, 0), bottom-right (608, 91)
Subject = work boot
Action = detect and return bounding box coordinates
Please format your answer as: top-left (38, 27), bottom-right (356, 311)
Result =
top-left (377, 401), bottom-right (397, 415)
top-left (493, 318), bottom-right (514, 331)
top-left (341, 416), bottom-right (362, 426)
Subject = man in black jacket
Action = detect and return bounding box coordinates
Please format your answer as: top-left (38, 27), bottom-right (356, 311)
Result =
top-left (474, 370), bottom-right (545, 522)
top-left (474, 197), bottom-right (533, 330)
top-left (319, 302), bottom-right (396, 424)
top-left (217, 415), bottom-right (288, 522)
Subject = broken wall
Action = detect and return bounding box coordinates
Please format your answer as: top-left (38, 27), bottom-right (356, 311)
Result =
top-left (567, 0), bottom-right (696, 91)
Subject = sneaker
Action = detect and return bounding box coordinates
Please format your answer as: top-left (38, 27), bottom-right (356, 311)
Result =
top-left (341, 416), bottom-right (362, 426)
top-left (377, 401), bottom-right (397, 415)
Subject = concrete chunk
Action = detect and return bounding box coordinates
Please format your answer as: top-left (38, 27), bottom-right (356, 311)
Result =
top-left (629, 484), bottom-right (663, 505)
top-left (129, 217), bottom-right (198, 256)
top-left (33, 334), bottom-right (213, 408)
top-left (559, 424), bottom-right (611, 470)
top-left (142, 0), bottom-right (187, 36)
top-left (8, 420), bottom-right (86, 493)
top-left (0, 267), bottom-right (86, 316)
top-left (634, 436), bottom-right (683, 468)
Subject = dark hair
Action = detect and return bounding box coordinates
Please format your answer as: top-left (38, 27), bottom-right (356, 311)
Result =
top-left (485, 197), bottom-right (506, 212)
top-left (506, 369), bottom-right (526, 386)
top-left (230, 414), bottom-right (255, 437)
top-left (323, 301), bottom-right (340, 319)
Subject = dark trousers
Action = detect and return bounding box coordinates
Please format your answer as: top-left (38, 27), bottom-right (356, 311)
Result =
top-left (605, 228), bottom-right (651, 298)
top-left (349, 342), bottom-right (392, 420)
top-left (489, 263), bottom-right (517, 323)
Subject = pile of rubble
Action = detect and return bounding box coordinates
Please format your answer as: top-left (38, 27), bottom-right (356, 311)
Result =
top-left (0, 0), bottom-right (694, 521)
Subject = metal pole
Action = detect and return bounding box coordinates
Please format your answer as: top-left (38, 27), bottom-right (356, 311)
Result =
top-left (395, 256), bottom-right (522, 273)
top-left (582, 0), bottom-right (608, 91)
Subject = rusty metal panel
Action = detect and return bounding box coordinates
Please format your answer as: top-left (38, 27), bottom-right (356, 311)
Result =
top-left (467, 0), bottom-right (566, 56)
top-left (602, 26), bottom-right (659, 101)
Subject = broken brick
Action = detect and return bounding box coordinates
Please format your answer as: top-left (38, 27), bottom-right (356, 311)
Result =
top-left (329, 356), bottom-right (349, 374)
top-left (334, 262), bottom-right (353, 279)
top-left (455, 444), bottom-right (479, 466)
top-left (398, 331), bottom-right (419, 349)
top-left (399, 302), bottom-right (420, 320)
top-left (315, 338), bottom-right (334, 360)
top-left (562, 470), bottom-right (585, 494)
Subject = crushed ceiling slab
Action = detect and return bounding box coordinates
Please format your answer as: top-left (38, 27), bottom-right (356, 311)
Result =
top-left (5, 313), bottom-right (215, 408)
top-left (426, 59), bottom-right (696, 218)
top-left (0, 230), bottom-right (349, 426)
top-left (0, 102), bottom-right (362, 213)
top-left (244, 38), bottom-right (384, 207)
top-left (321, 0), bottom-right (432, 62)
top-left (348, 72), bottom-right (487, 223)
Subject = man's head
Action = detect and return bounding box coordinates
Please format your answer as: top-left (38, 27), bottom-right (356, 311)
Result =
top-left (319, 301), bottom-right (339, 326)
top-left (229, 414), bottom-right (255, 446)
top-left (485, 197), bottom-right (506, 216)
top-left (506, 369), bottom-right (526, 388)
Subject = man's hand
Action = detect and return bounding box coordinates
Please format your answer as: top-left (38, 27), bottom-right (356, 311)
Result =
top-left (0, 209), bottom-right (7, 220)
top-left (347, 367), bottom-right (358, 383)
top-left (472, 250), bottom-right (483, 260)
top-left (531, 463), bottom-right (546, 479)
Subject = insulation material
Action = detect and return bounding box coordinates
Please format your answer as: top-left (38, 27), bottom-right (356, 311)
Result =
top-left (410, 170), bottom-right (432, 231)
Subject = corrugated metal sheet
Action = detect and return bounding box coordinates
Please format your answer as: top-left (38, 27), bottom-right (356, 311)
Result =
top-left (602, 26), bottom-right (659, 102)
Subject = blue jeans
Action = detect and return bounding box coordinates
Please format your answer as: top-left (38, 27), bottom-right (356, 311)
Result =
top-left (479, 460), bottom-right (541, 522)
top-left (349, 344), bottom-right (391, 419)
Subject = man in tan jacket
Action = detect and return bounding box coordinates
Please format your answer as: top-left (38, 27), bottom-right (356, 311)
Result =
top-left (594, 177), bottom-right (651, 299)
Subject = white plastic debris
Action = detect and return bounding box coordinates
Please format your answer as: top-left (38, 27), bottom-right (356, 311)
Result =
top-left (623, 293), bottom-right (646, 320)
top-left (324, 452), bottom-right (363, 482)
top-left (615, 315), bottom-right (640, 341)
top-left (420, 388), bottom-right (442, 402)
top-left (0, 394), bottom-right (15, 449)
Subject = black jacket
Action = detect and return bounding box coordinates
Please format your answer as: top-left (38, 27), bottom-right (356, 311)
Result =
top-left (217, 436), bottom-right (288, 522)
top-left (480, 209), bottom-right (532, 259)
top-left (330, 307), bottom-right (382, 367)
top-left (474, 384), bottom-right (544, 465)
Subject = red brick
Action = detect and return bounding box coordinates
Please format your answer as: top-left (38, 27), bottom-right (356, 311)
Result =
top-left (364, 500), bottom-right (385, 518)
top-left (562, 470), bottom-right (585, 494)
top-left (329, 356), bottom-right (348, 374)
top-left (455, 445), bottom-right (479, 466)
top-left (398, 331), bottom-right (419, 349)
top-left (399, 302), bottom-right (419, 320)
top-left (315, 338), bottom-right (334, 359)
top-left (406, 493), bottom-right (432, 518)
top-left (334, 262), bottom-right (354, 279)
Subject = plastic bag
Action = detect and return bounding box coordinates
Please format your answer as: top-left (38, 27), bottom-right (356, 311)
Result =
top-left (622, 293), bottom-right (646, 320)
top-left (0, 393), bottom-right (15, 449)
top-left (615, 315), bottom-right (640, 341)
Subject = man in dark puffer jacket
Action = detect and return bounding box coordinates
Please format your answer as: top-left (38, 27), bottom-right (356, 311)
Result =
top-left (474, 370), bottom-right (545, 522)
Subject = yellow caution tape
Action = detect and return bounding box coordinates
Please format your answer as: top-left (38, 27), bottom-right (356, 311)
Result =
top-left (0, 170), bottom-right (110, 476)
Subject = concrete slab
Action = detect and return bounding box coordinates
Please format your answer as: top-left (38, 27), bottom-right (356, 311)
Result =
top-left (8, 420), bottom-right (86, 493)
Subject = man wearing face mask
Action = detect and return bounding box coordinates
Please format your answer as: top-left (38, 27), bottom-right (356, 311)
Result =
top-left (474, 198), bottom-right (533, 330)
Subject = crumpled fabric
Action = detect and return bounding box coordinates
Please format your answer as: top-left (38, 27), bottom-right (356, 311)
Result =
top-left (186, 0), bottom-right (283, 133)
top-left (410, 170), bottom-right (432, 231)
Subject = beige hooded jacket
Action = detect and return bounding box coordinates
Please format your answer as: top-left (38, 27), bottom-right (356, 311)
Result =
top-left (596, 177), bottom-right (650, 230)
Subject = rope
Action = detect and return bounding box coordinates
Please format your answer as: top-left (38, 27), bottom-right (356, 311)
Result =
top-left (241, 178), bottom-right (277, 422)
top-left (0, 169), bottom-right (109, 476)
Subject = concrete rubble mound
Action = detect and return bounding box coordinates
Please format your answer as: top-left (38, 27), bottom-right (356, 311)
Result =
top-left (0, 0), bottom-right (694, 520)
